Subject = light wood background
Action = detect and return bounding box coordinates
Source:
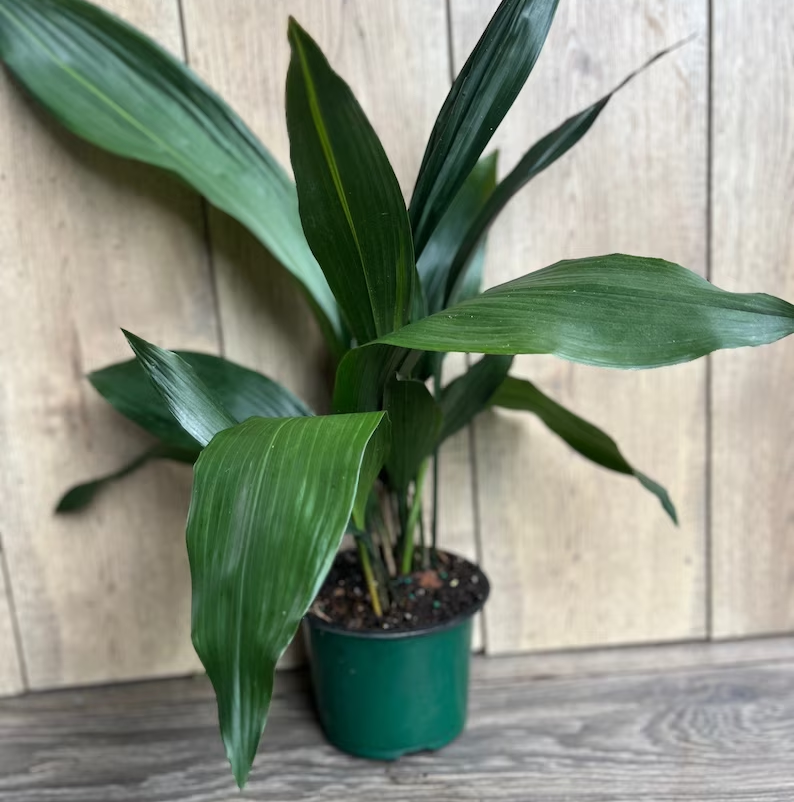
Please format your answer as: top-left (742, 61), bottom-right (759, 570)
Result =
top-left (0, 0), bottom-right (790, 694)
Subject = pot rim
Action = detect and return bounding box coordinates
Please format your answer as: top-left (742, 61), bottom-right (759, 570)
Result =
top-left (303, 557), bottom-right (490, 641)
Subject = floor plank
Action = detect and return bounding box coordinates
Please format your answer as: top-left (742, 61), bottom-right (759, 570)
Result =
top-left (2, 645), bottom-right (794, 801)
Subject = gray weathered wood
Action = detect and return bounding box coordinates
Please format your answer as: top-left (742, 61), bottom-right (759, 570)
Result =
top-left (2, 645), bottom-right (794, 800)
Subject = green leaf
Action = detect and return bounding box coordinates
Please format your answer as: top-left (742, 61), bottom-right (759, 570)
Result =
top-left (333, 343), bottom-right (412, 414)
top-left (55, 444), bottom-right (197, 512)
top-left (445, 43), bottom-right (686, 304)
top-left (378, 255), bottom-right (794, 368)
top-left (0, 0), bottom-right (343, 352)
top-left (383, 378), bottom-right (442, 491)
top-left (418, 153), bottom-right (499, 314)
top-left (409, 0), bottom-right (559, 255)
top-left (490, 376), bottom-right (677, 522)
top-left (91, 351), bottom-right (312, 450)
top-left (438, 355), bottom-right (513, 443)
top-left (124, 332), bottom-right (235, 447)
top-left (286, 18), bottom-right (415, 344)
top-left (188, 412), bottom-right (388, 787)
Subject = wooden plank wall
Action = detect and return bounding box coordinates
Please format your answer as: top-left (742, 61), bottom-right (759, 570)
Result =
top-left (0, 0), bottom-right (790, 694)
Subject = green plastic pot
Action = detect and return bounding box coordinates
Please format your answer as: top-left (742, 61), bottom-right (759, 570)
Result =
top-left (302, 568), bottom-right (489, 760)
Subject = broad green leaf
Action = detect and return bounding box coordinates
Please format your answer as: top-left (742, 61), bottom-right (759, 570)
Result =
top-left (333, 343), bottom-right (412, 414)
top-left (378, 255), bottom-right (794, 368)
top-left (188, 412), bottom-right (388, 787)
top-left (91, 351), bottom-right (312, 450)
top-left (286, 19), bottom-right (415, 343)
top-left (418, 153), bottom-right (499, 314)
top-left (409, 0), bottom-right (559, 255)
top-left (383, 378), bottom-right (442, 491)
top-left (445, 43), bottom-right (686, 304)
top-left (0, 0), bottom-right (343, 352)
top-left (124, 332), bottom-right (235, 447)
top-left (55, 444), bottom-right (197, 512)
top-left (438, 355), bottom-right (513, 443)
top-left (490, 376), bottom-right (676, 522)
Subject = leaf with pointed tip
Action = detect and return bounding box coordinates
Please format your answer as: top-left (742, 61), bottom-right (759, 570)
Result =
top-left (418, 153), bottom-right (498, 314)
top-left (123, 332), bottom-right (235, 447)
top-left (378, 255), bottom-right (794, 368)
top-left (383, 378), bottom-right (442, 491)
top-left (438, 355), bottom-right (513, 443)
top-left (55, 444), bottom-right (197, 513)
top-left (445, 43), bottom-right (687, 304)
top-left (410, 0), bottom-right (559, 255)
top-left (188, 412), bottom-right (388, 787)
top-left (490, 376), bottom-right (677, 522)
top-left (286, 18), bottom-right (414, 344)
top-left (0, 0), bottom-right (343, 353)
top-left (90, 351), bottom-right (312, 451)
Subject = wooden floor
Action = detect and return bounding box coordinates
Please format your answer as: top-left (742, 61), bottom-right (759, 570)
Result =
top-left (2, 638), bottom-right (794, 802)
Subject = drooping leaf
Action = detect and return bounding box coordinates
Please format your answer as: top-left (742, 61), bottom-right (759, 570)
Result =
top-left (377, 255), bottom-right (794, 368)
top-left (188, 412), bottom-right (388, 787)
top-left (124, 332), bottom-right (235, 447)
top-left (410, 0), bottom-right (559, 255)
top-left (445, 42), bottom-right (688, 304)
top-left (333, 343), bottom-right (413, 414)
top-left (91, 350), bottom-right (312, 450)
top-left (286, 18), bottom-right (414, 343)
top-left (55, 444), bottom-right (197, 512)
top-left (0, 0), bottom-right (343, 352)
top-left (418, 153), bottom-right (499, 314)
top-left (490, 376), bottom-right (677, 522)
top-left (383, 378), bottom-right (442, 491)
top-left (438, 355), bottom-right (513, 443)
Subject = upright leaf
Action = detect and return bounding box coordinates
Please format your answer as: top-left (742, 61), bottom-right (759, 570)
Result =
top-left (490, 376), bottom-right (676, 521)
top-left (418, 153), bottom-right (499, 314)
top-left (438, 355), bottom-right (513, 443)
top-left (445, 43), bottom-right (688, 303)
top-left (188, 412), bottom-right (388, 787)
top-left (383, 378), bottom-right (442, 491)
top-left (0, 0), bottom-right (343, 352)
top-left (333, 343), bottom-right (413, 414)
top-left (124, 332), bottom-right (235, 447)
top-left (410, 0), bottom-right (559, 255)
top-left (287, 19), bottom-right (415, 344)
top-left (378, 255), bottom-right (794, 369)
top-left (91, 351), bottom-right (312, 450)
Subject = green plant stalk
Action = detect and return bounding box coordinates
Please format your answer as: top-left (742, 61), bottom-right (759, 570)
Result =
top-left (400, 459), bottom-right (429, 575)
top-left (356, 538), bottom-right (383, 618)
top-left (431, 371), bottom-right (442, 554)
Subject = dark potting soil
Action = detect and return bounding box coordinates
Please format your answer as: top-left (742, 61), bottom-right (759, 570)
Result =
top-left (308, 549), bottom-right (488, 633)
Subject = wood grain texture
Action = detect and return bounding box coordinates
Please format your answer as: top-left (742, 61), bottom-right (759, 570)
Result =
top-left (180, 1), bottom-right (479, 655)
top-left (0, 0), bottom-right (217, 688)
top-left (0, 549), bottom-right (23, 696)
top-left (711, 1), bottom-right (794, 637)
top-left (449, 0), bottom-right (709, 653)
top-left (3, 646), bottom-right (794, 800)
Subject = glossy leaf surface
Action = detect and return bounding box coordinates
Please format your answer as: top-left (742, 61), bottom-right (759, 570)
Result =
top-left (379, 255), bottom-right (794, 368)
top-left (0, 0), bottom-right (342, 350)
top-left (287, 19), bottom-right (414, 343)
top-left (491, 376), bottom-right (676, 521)
top-left (187, 412), bottom-right (388, 787)
top-left (418, 153), bottom-right (498, 314)
top-left (91, 350), bottom-right (312, 450)
top-left (410, 0), bottom-right (559, 254)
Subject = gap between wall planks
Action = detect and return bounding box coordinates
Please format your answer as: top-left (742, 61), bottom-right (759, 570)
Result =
top-left (0, 0), bottom-right (217, 690)
top-left (711, 1), bottom-right (794, 638)
top-left (448, 0), bottom-right (709, 653)
top-left (179, 0), bottom-right (484, 652)
top-left (0, 545), bottom-right (24, 694)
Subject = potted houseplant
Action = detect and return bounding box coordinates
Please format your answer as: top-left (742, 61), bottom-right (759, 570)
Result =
top-left (2, 0), bottom-right (793, 788)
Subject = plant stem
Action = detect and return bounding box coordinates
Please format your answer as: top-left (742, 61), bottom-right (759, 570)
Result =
top-left (431, 370), bottom-right (442, 556)
top-left (356, 538), bottom-right (383, 618)
top-left (400, 459), bottom-right (429, 575)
